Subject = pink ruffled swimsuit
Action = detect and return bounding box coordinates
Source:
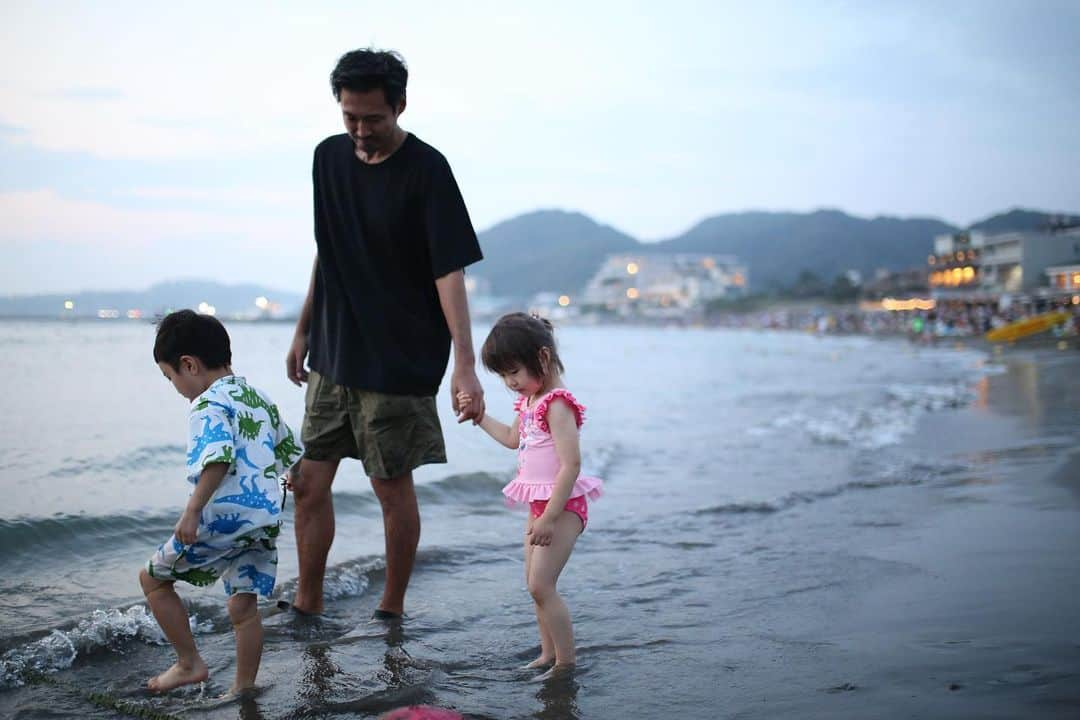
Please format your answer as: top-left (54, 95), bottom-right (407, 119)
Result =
top-left (501, 389), bottom-right (603, 527)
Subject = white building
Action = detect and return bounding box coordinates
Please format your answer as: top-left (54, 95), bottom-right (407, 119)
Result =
top-left (584, 253), bottom-right (748, 317)
top-left (1045, 264), bottom-right (1080, 295)
top-left (929, 227), bottom-right (1080, 297)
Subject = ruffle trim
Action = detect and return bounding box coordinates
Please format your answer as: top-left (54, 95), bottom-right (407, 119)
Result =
top-left (501, 476), bottom-right (603, 506)
top-left (533, 389), bottom-right (585, 433)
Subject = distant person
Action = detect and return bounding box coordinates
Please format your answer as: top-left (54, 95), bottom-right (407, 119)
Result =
top-left (457, 313), bottom-right (603, 676)
top-left (285, 48), bottom-right (485, 618)
top-left (140, 310), bottom-right (303, 694)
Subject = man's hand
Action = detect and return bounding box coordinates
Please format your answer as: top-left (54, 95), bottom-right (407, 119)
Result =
top-left (174, 509), bottom-right (201, 545)
top-left (451, 367), bottom-right (485, 424)
top-left (287, 332), bottom-right (309, 386)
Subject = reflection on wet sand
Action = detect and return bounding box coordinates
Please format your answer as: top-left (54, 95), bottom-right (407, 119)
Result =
top-left (533, 666), bottom-right (580, 720)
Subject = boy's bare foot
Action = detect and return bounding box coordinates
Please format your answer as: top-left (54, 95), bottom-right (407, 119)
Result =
top-left (522, 655), bottom-right (554, 670)
top-left (147, 658), bottom-right (209, 693)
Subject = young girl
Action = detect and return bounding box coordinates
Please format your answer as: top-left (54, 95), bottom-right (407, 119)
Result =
top-left (457, 312), bottom-right (602, 675)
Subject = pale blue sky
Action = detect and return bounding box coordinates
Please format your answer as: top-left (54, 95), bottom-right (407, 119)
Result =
top-left (2, 0), bottom-right (1078, 294)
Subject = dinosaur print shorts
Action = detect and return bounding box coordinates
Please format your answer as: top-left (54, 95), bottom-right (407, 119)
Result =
top-left (147, 523), bottom-right (280, 598)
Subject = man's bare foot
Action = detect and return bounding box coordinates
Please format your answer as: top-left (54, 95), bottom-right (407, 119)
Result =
top-left (147, 658), bottom-right (209, 693)
top-left (223, 683), bottom-right (256, 698)
top-left (522, 655), bottom-right (554, 670)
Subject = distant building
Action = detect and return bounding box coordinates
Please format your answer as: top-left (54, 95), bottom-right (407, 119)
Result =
top-left (860, 268), bottom-right (929, 299)
top-left (583, 253), bottom-right (748, 317)
top-left (928, 227), bottom-right (1080, 298)
top-left (1045, 264), bottom-right (1080, 295)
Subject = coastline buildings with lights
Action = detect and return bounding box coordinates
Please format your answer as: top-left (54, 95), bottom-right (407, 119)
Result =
top-left (578, 253), bottom-right (748, 319)
top-left (0, 281), bottom-right (303, 321)
top-left (928, 226), bottom-right (1080, 302)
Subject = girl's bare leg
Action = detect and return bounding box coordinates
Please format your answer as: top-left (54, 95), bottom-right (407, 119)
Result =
top-left (526, 511), bottom-right (582, 668)
top-left (523, 515), bottom-right (555, 668)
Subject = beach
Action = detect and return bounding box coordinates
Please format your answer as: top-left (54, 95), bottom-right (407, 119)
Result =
top-left (0, 321), bottom-right (1078, 719)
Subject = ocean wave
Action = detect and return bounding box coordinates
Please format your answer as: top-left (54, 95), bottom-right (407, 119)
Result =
top-left (0, 552), bottom-right (398, 689)
top-left (46, 444), bottom-right (185, 479)
top-left (0, 512), bottom-right (177, 557)
top-left (695, 462), bottom-right (944, 518)
top-left (761, 382), bottom-right (975, 449)
top-left (0, 606), bottom-right (215, 689)
top-left (414, 472), bottom-right (508, 506)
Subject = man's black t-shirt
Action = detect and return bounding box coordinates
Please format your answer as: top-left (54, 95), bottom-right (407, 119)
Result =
top-left (308, 133), bottom-right (483, 395)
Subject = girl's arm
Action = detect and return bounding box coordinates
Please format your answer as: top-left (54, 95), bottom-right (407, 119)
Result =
top-left (459, 392), bottom-right (519, 449)
top-left (476, 412), bottom-right (521, 449)
top-left (528, 400), bottom-right (582, 546)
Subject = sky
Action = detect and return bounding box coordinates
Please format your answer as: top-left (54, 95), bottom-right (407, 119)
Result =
top-left (2, 0), bottom-right (1079, 295)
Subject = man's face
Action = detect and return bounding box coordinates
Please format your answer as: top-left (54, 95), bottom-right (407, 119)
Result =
top-left (340, 87), bottom-right (403, 160)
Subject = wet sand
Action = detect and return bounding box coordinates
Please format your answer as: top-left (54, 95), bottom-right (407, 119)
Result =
top-left (715, 348), bottom-right (1080, 718)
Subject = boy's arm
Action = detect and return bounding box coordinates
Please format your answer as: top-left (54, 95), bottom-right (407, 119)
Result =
top-left (528, 401), bottom-right (581, 546)
top-left (175, 463), bottom-right (230, 544)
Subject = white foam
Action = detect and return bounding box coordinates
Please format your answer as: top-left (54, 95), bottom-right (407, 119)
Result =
top-left (0, 605), bottom-right (214, 688)
top-left (759, 381), bottom-right (975, 450)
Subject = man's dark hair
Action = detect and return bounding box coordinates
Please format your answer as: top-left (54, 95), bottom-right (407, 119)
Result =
top-left (153, 310), bottom-right (232, 370)
top-left (481, 312), bottom-right (565, 379)
top-left (330, 49), bottom-right (408, 107)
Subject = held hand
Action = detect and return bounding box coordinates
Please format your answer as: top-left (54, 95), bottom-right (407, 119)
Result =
top-left (527, 515), bottom-right (555, 546)
top-left (286, 332), bottom-right (309, 386)
top-left (451, 368), bottom-right (485, 424)
top-left (174, 509), bottom-right (201, 546)
top-left (284, 463), bottom-right (301, 492)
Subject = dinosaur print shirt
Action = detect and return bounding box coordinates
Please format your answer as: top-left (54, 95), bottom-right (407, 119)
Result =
top-left (186, 375), bottom-right (303, 537)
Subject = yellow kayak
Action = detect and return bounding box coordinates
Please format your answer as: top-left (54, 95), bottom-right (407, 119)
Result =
top-left (985, 312), bottom-right (1071, 342)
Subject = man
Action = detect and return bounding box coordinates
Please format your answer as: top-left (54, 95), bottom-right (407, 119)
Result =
top-left (286, 49), bottom-right (485, 618)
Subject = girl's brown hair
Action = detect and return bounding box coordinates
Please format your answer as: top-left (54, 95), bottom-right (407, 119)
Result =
top-left (481, 312), bottom-right (565, 379)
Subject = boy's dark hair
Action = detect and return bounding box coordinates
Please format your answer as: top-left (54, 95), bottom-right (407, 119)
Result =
top-left (153, 310), bottom-right (232, 370)
top-left (330, 49), bottom-right (408, 107)
top-left (481, 312), bottom-right (565, 379)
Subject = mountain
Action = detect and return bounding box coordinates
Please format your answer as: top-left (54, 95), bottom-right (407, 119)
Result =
top-left (466, 206), bottom-right (1079, 296)
top-left (655, 209), bottom-right (956, 289)
top-left (5, 208), bottom-right (1076, 311)
top-left (472, 210), bottom-right (639, 298)
top-left (968, 208), bottom-right (1080, 234)
top-left (0, 280), bottom-right (303, 319)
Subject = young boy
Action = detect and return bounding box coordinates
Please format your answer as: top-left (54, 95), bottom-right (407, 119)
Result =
top-left (140, 310), bottom-right (303, 694)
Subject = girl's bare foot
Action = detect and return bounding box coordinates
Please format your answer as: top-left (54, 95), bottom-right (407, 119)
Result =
top-left (522, 656), bottom-right (555, 670)
top-left (531, 663), bottom-right (575, 682)
top-left (147, 658), bottom-right (209, 693)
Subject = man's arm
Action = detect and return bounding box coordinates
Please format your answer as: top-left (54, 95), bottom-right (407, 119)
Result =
top-left (435, 269), bottom-right (485, 424)
top-left (287, 256), bottom-right (317, 386)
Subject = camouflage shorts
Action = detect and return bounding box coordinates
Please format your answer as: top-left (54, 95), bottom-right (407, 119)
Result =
top-left (301, 370), bottom-right (447, 479)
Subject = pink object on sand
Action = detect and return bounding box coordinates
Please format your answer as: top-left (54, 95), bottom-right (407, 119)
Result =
top-left (378, 706), bottom-right (465, 720)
